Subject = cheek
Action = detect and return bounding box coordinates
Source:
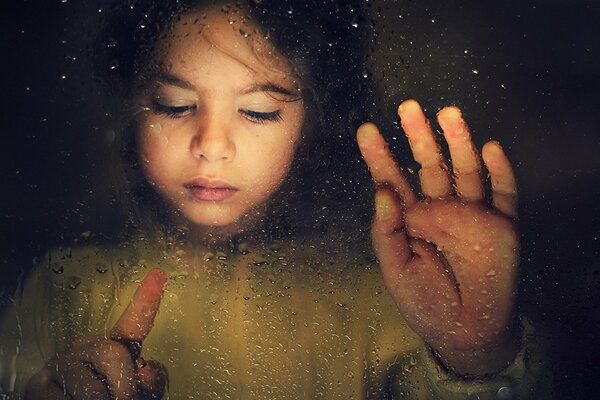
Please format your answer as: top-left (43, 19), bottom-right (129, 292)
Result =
top-left (249, 134), bottom-right (300, 190)
top-left (136, 128), bottom-right (175, 185)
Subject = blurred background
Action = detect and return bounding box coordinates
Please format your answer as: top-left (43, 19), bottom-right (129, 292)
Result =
top-left (1, 0), bottom-right (599, 398)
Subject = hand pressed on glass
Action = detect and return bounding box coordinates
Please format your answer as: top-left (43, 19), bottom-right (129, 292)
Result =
top-left (25, 269), bottom-right (168, 400)
top-left (357, 99), bottom-right (520, 377)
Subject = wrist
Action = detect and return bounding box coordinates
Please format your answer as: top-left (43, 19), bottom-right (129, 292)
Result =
top-left (432, 325), bottom-right (521, 378)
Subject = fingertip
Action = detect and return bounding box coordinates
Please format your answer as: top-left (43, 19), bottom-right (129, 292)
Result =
top-left (357, 122), bottom-right (380, 141)
top-left (482, 140), bottom-right (507, 170)
top-left (142, 269), bottom-right (168, 297)
top-left (397, 99), bottom-right (420, 116)
top-left (437, 105), bottom-right (463, 123)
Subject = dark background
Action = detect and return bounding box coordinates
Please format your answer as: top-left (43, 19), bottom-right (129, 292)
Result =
top-left (1, 0), bottom-right (599, 398)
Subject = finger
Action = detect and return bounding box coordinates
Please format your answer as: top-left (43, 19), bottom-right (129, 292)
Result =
top-left (110, 268), bottom-right (167, 344)
top-left (41, 340), bottom-right (137, 400)
top-left (137, 359), bottom-right (169, 399)
top-left (482, 141), bottom-right (518, 218)
top-left (60, 362), bottom-right (113, 400)
top-left (398, 99), bottom-right (452, 198)
top-left (77, 339), bottom-right (138, 399)
top-left (370, 187), bottom-right (413, 293)
top-left (437, 106), bottom-right (484, 202)
top-left (24, 368), bottom-right (78, 400)
top-left (357, 122), bottom-right (416, 206)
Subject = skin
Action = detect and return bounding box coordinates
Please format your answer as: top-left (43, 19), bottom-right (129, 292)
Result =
top-left (357, 99), bottom-right (520, 376)
top-left (136, 5), bottom-right (305, 240)
top-left (25, 5), bottom-right (521, 398)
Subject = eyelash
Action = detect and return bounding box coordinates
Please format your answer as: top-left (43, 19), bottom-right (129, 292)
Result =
top-left (152, 100), bottom-right (283, 124)
top-left (240, 109), bottom-right (282, 124)
top-left (152, 100), bottom-right (195, 118)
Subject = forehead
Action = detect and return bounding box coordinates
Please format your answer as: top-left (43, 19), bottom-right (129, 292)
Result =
top-left (153, 4), bottom-right (296, 85)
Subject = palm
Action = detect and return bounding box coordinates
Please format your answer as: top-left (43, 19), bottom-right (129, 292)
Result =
top-left (357, 100), bottom-right (520, 375)
top-left (401, 200), bottom-right (518, 350)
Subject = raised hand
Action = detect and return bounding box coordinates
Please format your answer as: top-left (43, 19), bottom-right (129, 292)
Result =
top-left (357, 99), bottom-right (520, 377)
top-left (25, 269), bottom-right (168, 399)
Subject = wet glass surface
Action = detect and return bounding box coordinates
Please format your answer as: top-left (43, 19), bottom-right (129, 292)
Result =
top-left (1, 1), bottom-right (599, 398)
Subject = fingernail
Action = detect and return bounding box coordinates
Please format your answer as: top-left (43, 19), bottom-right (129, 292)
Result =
top-left (489, 142), bottom-right (503, 154)
top-left (375, 194), bottom-right (393, 219)
top-left (358, 123), bottom-right (378, 140)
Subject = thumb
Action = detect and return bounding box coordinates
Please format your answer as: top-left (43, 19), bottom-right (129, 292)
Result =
top-left (371, 188), bottom-right (413, 293)
top-left (137, 359), bottom-right (169, 399)
top-left (110, 268), bottom-right (167, 344)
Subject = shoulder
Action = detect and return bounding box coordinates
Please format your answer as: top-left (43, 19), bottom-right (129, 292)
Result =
top-left (22, 236), bottom-right (165, 299)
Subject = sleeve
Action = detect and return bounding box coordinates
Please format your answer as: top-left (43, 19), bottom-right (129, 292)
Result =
top-left (418, 317), bottom-right (554, 400)
top-left (0, 255), bottom-right (55, 398)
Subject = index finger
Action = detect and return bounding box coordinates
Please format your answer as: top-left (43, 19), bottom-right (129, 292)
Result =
top-left (110, 268), bottom-right (167, 343)
top-left (357, 122), bottom-right (417, 206)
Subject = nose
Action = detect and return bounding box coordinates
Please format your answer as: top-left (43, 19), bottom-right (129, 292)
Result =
top-left (190, 112), bottom-right (236, 162)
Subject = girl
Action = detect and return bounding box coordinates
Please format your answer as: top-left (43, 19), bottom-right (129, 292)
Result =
top-left (1, 0), bottom-right (549, 398)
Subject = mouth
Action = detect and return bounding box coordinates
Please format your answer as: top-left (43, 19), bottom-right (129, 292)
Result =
top-left (183, 178), bottom-right (238, 202)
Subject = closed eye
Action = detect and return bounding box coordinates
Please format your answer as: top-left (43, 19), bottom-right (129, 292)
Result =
top-left (240, 109), bottom-right (282, 124)
top-left (152, 100), bottom-right (196, 118)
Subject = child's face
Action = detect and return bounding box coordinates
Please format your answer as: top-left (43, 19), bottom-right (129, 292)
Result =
top-left (135, 5), bottom-right (305, 232)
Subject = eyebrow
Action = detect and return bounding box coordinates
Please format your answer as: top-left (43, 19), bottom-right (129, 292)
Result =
top-left (154, 72), bottom-right (299, 98)
top-left (155, 73), bottom-right (195, 90)
top-left (241, 83), bottom-right (297, 97)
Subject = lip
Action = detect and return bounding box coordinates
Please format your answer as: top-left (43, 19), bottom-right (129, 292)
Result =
top-left (184, 178), bottom-right (238, 202)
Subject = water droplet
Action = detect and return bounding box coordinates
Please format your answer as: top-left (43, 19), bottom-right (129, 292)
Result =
top-left (237, 242), bottom-right (249, 254)
top-left (52, 264), bottom-right (64, 274)
top-left (216, 251), bottom-right (227, 261)
top-left (269, 243), bottom-right (281, 252)
top-left (424, 196), bottom-right (432, 204)
top-left (203, 252), bottom-right (214, 261)
top-left (68, 276), bottom-right (81, 290)
top-left (96, 264), bottom-right (108, 274)
top-left (485, 269), bottom-right (497, 277)
top-left (454, 321), bottom-right (463, 327)
top-left (106, 129), bottom-right (116, 143)
top-left (496, 386), bottom-right (514, 400)
top-left (252, 256), bottom-right (268, 266)
top-left (472, 69), bottom-right (479, 74)
top-left (474, 243), bottom-right (482, 251)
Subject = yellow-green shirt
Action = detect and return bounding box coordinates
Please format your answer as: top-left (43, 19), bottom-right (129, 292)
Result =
top-left (0, 239), bottom-right (551, 399)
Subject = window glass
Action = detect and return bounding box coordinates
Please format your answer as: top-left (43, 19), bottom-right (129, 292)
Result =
top-left (1, 1), bottom-right (598, 398)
